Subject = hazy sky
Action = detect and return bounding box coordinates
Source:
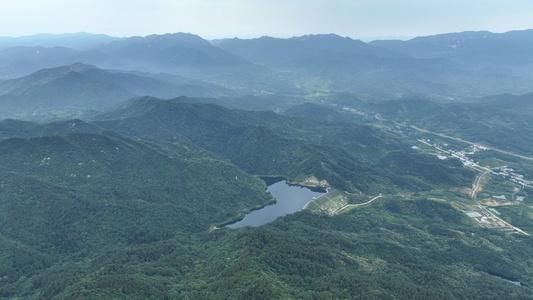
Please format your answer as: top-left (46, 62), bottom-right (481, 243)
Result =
top-left (1, 0), bottom-right (533, 40)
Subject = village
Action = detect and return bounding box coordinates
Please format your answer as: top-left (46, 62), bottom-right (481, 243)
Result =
top-left (415, 138), bottom-right (531, 235)
top-left (418, 139), bottom-right (533, 190)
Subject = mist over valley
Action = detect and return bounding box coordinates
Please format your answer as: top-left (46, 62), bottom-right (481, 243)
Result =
top-left (2, 29), bottom-right (533, 299)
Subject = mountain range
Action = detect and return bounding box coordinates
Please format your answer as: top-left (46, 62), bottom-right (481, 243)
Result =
top-left (2, 30), bottom-right (533, 299)
top-left (1, 96), bottom-right (532, 299)
top-left (1, 30), bottom-right (533, 115)
top-left (0, 62), bottom-right (231, 119)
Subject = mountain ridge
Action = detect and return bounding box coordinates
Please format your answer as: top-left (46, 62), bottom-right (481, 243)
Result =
top-left (0, 63), bottom-right (224, 119)
top-left (1, 29), bottom-right (533, 299)
top-left (2, 29), bottom-right (533, 101)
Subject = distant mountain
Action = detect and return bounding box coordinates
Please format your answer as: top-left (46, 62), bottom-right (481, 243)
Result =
top-left (215, 32), bottom-right (533, 99)
top-left (370, 29), bottom-right (533, 77)
top-left (2, 30), bottom-right (533, 300)
top-left (0, 46), bottom-right (83, 78)
top-left (0, 32), bottom-right (256, 78)
top-left (370, 30), bottom-right (533, 60)
top-left (0, 32), bottom-right (283, 94)
top-left (371, 31), bottom-right (497, 58)
top-left (0, 63), bottom-right (221, 119)
top-left (2, 31), bottom-right (533, 101)
top-left (215, 34), bottom-right (404, 69)
top-left (91, 33), bottom-right (286, 93)
top-left (92, 32), bottom-right (259, 73)
top-left (0, 32), bottom-right (118, 50)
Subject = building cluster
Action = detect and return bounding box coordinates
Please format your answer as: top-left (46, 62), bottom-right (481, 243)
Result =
top-left (414, 137), bottom-right (532, 235)
top-left (418, 139), bottom-right (533, 190)
top-left (464, 208), bottom-right (527, 234)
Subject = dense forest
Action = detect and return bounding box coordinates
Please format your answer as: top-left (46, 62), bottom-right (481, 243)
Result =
top-left (2, 98), bottom-right (531, 299)
top-left (2, 31), bottom-right (533, 299)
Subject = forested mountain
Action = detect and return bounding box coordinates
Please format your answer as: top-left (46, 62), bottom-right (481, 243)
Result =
top-left (214, 30), bottom-right (533, 99)
top-left (56, 201), bottom-right (533, 299)
top-left (0, 33), bottom-right (273, 92)
top-left (0, 32), bottom-right (253, 77)
top-left (2, 30), bottom-right (533, 103)
top-left (2, 30), bottom-right (533, 299)
top-left (370, 30), bottom-right (533, 68)
top-left (0, 46), bottom-right (88, 78)
top-left (95, 97), bottom-right (476, 192)
top-left (0, 63), bottom-right (232, 119)
top-left (94, 33), bottom-right (252, 71)
top-left (1, 97), bottom-right (526, 299)
top-left (0, 131), bottom-right (273, 298)
top-left (214, 34), bottom-right (403, 68)
top-left (0, 96), bottom-right (474, 193)
top-left (349, 93), bottom-right (533, 156)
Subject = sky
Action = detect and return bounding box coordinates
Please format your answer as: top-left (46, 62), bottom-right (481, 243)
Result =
top-left (1, 0), bottom-right (533, 40)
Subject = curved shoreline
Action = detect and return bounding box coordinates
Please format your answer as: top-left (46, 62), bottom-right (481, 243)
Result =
top-left (212, 175), bottom-right (329, 230)
top-left (214, 197), bottom-right (277, 229)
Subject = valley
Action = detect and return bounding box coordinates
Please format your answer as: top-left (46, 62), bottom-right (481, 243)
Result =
top-left (1, 30), bottom-right (533, 299)
top-left (394, 124), bottom-right (533, 235)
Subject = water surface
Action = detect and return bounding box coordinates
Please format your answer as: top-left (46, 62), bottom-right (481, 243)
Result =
top-left (227, 180), bottom-right (324, 228)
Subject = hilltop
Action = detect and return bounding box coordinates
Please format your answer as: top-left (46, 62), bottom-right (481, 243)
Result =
top-left (1, 30), bottom-right (533, 299)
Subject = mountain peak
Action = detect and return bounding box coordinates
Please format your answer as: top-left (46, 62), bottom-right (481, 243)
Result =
top-left (66, 62), bottom-right (98, 71)
top-left (294, 33), bottom-right (348, 40)
top-left (291, 34), bottom-right (367, 52)
top-left (30, 62), bottom-right (98, 82)
top-left (0, 62), bottom-right (99, 90)
top-left (410, 30), bottom-right (495, 43)
top-left (111, 32), bottom-right (211, 48)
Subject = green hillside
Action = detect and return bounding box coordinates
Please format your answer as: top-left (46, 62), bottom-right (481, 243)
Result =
top-left (1, 88), bottom-right (532, 299)
top-left (54, 199), bottom-right (533, 299)
top-left (360, 93), bottom-right (533, 156)
top-left (2, 28), bottom-right (533, 300)
top-left (92, 98), bottom-right (475, 193)
top-left (0, 131), bottom-right (274, 298)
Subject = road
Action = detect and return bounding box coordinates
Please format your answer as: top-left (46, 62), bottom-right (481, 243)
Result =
top-left (468, 172), bottom-right (530, 236)
top-left (415, 137), bottom-right (531, 236)
top-left (409, 125), bottom-right (533, 162)
top-left (332, 195), bottom-right (382, 215)
top-left (471, 171), bottom-right (489, 199)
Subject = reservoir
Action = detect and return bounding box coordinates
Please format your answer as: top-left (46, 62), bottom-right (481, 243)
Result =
top-left (227, 178), bottom-right (324, 228)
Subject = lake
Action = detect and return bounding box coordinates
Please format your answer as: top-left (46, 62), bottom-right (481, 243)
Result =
top-left (227, 178), bottom-right (324, 228)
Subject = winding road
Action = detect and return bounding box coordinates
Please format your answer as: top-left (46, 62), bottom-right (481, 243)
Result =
top-left (332, 195), bottom-right (382, 215)
top-left (471, 171), bottom-right (489, 199)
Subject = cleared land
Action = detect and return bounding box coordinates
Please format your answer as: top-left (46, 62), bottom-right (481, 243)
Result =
top-left (305, 190), bottom-right (348, 214)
